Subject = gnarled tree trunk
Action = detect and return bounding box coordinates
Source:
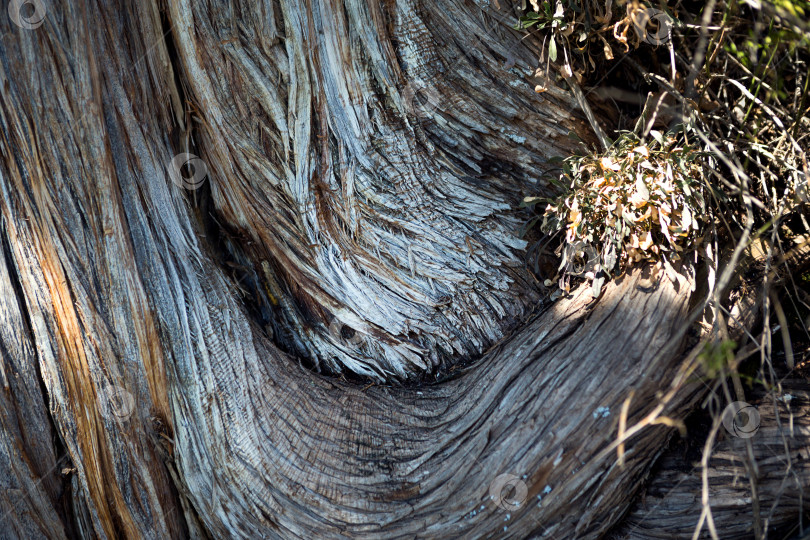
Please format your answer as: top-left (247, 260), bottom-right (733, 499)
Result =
top-left (0, 0), bottom-right (806, 538)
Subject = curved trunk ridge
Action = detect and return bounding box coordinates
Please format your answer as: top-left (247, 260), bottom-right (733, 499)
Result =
top-left (1, 0), bottom-right (801, 539)
top-left (168, 0), bottom-right (585, 378)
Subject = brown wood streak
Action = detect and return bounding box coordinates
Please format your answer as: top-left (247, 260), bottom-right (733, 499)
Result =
top-left (0, 0), bottom-right (185, 537)
top-left (0, 220), bottom-right (68, 539)
top-left (0, 0), bottom-right (795, 538)
top-left (0, 0), bottom-right (696, 536)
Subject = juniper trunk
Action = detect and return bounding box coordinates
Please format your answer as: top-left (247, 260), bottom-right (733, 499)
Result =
top-left (0, 0), bottom-right (807, 539)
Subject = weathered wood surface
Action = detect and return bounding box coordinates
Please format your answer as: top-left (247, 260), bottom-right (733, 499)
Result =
top-left (0, 228), bottom-right (70, 539)
top-left (0, 0), bottom-right (802, 538)
top-left (166, 0), bottom-right (592, 379)
top-left (616, 378), bottom-right (810, 539)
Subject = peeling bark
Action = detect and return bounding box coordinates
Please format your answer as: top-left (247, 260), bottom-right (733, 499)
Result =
top-left (0, 225), bottom-right (70, 539)
top-left (0, 0), bottom-right (803, 538)
top-left (167, 0), bottom-right (589, 379)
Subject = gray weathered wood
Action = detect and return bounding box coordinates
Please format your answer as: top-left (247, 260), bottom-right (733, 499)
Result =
top-left (0, 225), bottom-right (69, 539)
top-left (0, 0), bottom-right (801, 538)
top-left (616, 378), bottom-right (810, 539)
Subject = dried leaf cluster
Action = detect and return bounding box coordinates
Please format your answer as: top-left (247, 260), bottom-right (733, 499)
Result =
top-left (519, 0), bottom-right (677, 86)
top-left (526, 131), bottom-right (707, 294)
top-left (520, 0), bottom-right (808, 299)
